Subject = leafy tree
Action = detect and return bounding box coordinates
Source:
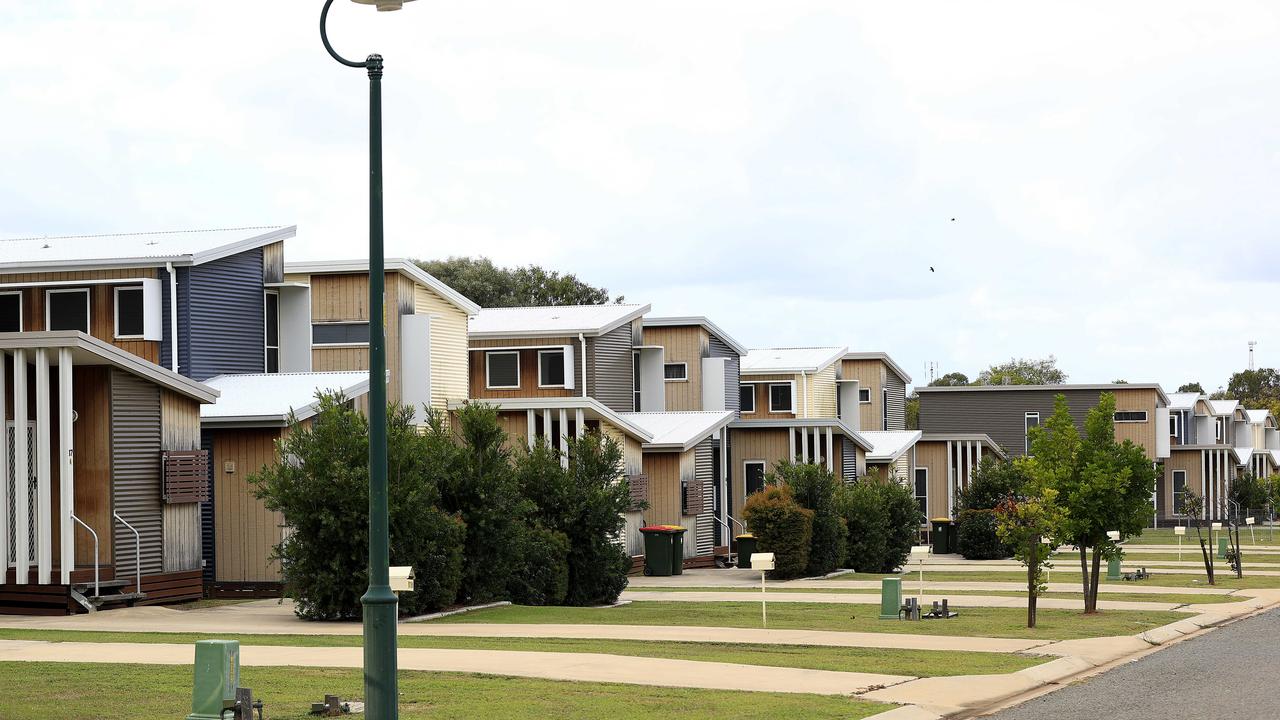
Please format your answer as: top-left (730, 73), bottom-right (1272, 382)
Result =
top-left (1178, 382), bottom-right (1205, 394)
top-left (836, 482), bottom-right (888, 572)
top-left (415, 256), bottom-right (622, 307)
top-left (743, 485), bottom-right (814, 579)
top-left (995, 477), bottom-right (1063, 628)
top-left (1027, 393), bottom-right (1157, 613)
top-left (875, 478), bottom-right (923, 573)
top-left (976, 356), bottom-right (1067, 386)
top-left (906, 395), bottom-right (920, 431)
top-left (772, 462), bottom-right (847, 576)
top-left (930, 372), bottom-right (970, 387)
top-left (560, 432), bottom-right (634, 605)
top-left (954, 456), bottom-right (1029, 559)
top-left (1111, 379), bottom-right (1128, 384)
top-left (1230, 473), bottom-right (1271, 513)
top-left (1225, 368), bottom-right (1280, 421)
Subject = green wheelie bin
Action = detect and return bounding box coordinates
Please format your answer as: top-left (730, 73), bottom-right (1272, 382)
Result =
top-left (735, 534), bottom-right (757, 569)
top-left (641, 525), bottom-right (685, 576)
top-left (931, 518), bottom-right (952, 555)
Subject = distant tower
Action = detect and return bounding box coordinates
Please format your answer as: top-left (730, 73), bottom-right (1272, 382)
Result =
top-left (1249, 341), bottom-right (1257, 371)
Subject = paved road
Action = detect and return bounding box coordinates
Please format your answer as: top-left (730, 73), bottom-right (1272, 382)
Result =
top-left (987, 607), bottom-right (1280, 720)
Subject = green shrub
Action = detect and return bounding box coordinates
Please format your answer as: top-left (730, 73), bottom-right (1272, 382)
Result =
top-left (743, 485), bottom-right (813, 579)
top-left (875, 480), bottom-right (922, 573)
top-left (837, 482), bottom-right (888, 572)
top-left (507, 524), bottom-right (570, 606)
top-left (773, 461), bottom-right (847, 576)
top-left (957, 456), bottom-right (1029, 512)
top-left (957, 509), bottom-right (1010, 560)
top-left (395, 506), bottom-right (466, 616)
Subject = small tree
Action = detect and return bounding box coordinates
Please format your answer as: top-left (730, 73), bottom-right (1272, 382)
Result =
top-left (836, 482), bottom-right (888, 573)
top-left (1183, 491), bottom-right (1214, 585)
top-left (772, 461), bottom-right (847, 576)
top-left (875, 477), bottom-right (922, 573)
top-left (995, 469), bottom-right (1062, 628)
top-left (743, 485), bottom-right (813, 579)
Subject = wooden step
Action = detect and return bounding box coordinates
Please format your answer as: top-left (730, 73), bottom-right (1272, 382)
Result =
top-left (72, 578), bottom-right (129, 592)
top-left (92, 592), bottom-right (146, 606)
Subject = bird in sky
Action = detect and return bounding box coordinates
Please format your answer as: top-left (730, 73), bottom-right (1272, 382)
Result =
top-left (930, 266), bottom-right (935, 272)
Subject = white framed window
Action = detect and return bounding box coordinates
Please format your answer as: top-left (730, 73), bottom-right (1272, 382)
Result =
top-left (1169, 412), bottom-right (1180, 440)
top-left (859, 388), bottom-right (871, 403)
top-left (1024, 412), bottom-right (1040, 455)
top-left (113, 286), bottom-right (145, 339)
top-left (913, 467), bottom-right (928, 521)
top-left (768, 383), bottom-right (794, 413)
top-left (538, 349), bottom-right (566, 388)
top-left (1215, 417), bottom-right (1225, 443)
top-left (485, 350), bottom-right (520, 389)
top-left (1172, 470), bottom-right (1187, 515)
top-left (264, 290), bottom-right (280, 373)
top-left (739, 384), bottom-right (755, 413)
top-left (0, 291), bottom-right (22, 332)
top-left (744, 460), bottom-right (767, 496)
top-left (311, 321), bottom-right (370, 346)
top-left (663, 362), bottom-right (687, 381)
top-left (46, 288), bottom-right (90, 333)
top-left (1114, 411), bottom-right (1148, 423)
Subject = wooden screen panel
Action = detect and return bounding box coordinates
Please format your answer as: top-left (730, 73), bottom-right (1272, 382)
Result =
top-left (162, 450), bottom-right (210, 503)
top-left (684, 479), bottom-right (705, 515)
top-left (627, 473), bottom-right (649, 511)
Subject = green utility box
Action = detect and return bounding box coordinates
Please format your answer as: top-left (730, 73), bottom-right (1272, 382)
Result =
top-left (736, 534), bottom-right (757, 569)
top-left (641, 525), bottom-right (686, 577)
top-left (879, 577), bottom-right (903, 619)
top-left (931, 519), bottom-right (952, 555)
top-left (1218, 535), bottom-right (1229, 559)
top-left (1106, 556), bottom-right (1122, 581)
top-left (186, 640), bottom-right (240, 720)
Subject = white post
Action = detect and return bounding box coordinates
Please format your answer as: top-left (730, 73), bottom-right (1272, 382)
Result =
top-left (35, 349), bottom-right (52, 585)
top-left (558, 409), bottom-right (569, 468)
top-left (825, 427), bottom-right (834, 472)
top-left (13, 350), bottom-right (28, 584)
top-left (945, 440), bottom-right (954, 516)
top-left (811, 427), bottom-right (820, 465)
top-left (719, 436), bottom-right (729, 545)
top-left (787, 427), bottom-right (796, 461)
top-left (0, 350), bottom-right (7, 585)
top-left (58, 349), bottom-right (74, 585)
top-left (541, 408), bottom-right (552, 447)
top-left (525, 409), bottom-right (535, 449)
top-left (575, 408), bottom-right (585, 439)
top-left (801, 426), bottom-right (810, 463)
top-left (761, 570), bottom-right (767, 629)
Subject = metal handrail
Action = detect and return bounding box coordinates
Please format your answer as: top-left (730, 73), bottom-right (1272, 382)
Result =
top-left (113, 511), bottom-right (141, 594)
top-left (69, 515), bottom-right (99, 597)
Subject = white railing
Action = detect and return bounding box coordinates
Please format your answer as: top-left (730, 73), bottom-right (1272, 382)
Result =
top-left (69, 515), bottom-right (99, 597)
top-left (113, 511), bottom-right (141, 594)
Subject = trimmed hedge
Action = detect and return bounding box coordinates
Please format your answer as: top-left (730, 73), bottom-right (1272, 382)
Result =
top-left (743, 485), bottom-right (814, 579)
top-left (837, 482), bottom-right (888, 572)
top-left (507, 524), bottom-right (570, 606)
top-left (957, 509), bottom-right (1011, 560)
top-left (774, 462), bottom-right (848, 577)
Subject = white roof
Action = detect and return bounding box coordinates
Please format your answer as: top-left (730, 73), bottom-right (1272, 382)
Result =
top-left (201, 371), bottom-right (369, 425)
top-left (1245, 409), bottom-right (1272, 424)
top-left (842, 352), bottom-right (913, 383)
top-left (469, 304), bottom-right (650, 339)
top-left (741, 347), bottom-right (846, 375)
top-left (284, 258), bottom-right (480, 315)
top-left (1167, 392), bottom-right (1200, 411)
top-left (642, 316), bottom-right (748, 356)
top-left (861, 430), bottom-right (923, 462)
top-left (0, 226), bottom-right (294, 272)
top-left (617, 411), bottom-right (735, 451)
top-left (1210, 399), bottom-right (1238, 416)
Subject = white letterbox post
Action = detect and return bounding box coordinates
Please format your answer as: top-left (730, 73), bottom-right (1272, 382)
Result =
top-left (389, 566), bottom-right (414, 593)
top-left (1246, 516), bottom-right (1256, 544)
top-left (752, 552), bottom-right (775, 628)
top-left (1174, 525), bottom-right (1186, 561)
top-left (1041, 536), bottom-right (1054, 587)
top-left (909, 545), bottom-right (931, 602)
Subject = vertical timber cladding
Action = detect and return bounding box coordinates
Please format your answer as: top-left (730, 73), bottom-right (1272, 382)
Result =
top-left (643, 325), bottom-right (704, 412)
top-left (588, 322), bottom-right (636, 412)
top-left (187, 249), bottom-right (266, 381)
top-left (842, 359), bottom-right (883, 431)
top-left (913, 440), bottom-right (949, 520)
top-left (707, 335), bottom-right (740, 413)
top-left (110, 370), bottom-right (164, 578)
top-left (72, 365), bottom-right (113, 566)
top-left (212, 428), bottom-right (285, 583)
top-left (693, 439), bottom-right (715, 556)
top-left (160, 390), bottom-right (202, 573)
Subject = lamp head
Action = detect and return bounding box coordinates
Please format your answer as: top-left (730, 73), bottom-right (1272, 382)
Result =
top-left (351, 0), bottom-right (416, 10)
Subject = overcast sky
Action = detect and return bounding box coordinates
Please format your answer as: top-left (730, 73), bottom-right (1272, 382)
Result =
top-left (3, 2), bottom-right (1278, 392)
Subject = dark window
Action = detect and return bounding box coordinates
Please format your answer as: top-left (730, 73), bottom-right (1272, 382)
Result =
top-left (115, 287), bottom-right (145, 337)
top-left (0, 293), bottom-right (20, 332)
top-left (739, 385), bottom-right (755, 412)
top-left (1172, 470), bottom-right (1187, 515)
top-left (1024, 412), bottom-right (1040, 455)
top-left (486, 351), bottom-right (520, 388)
top-left (1114, 411), bottom-right (1148, 422)
top-left (769, 383), bottom-right (793, 413)
top-left (1169, 413), bottom-right (1179, 439)
top-left (859, 388), bottom-right (871, 403)
top-left (745, 462), bottom-right (766, 496)
top-left (265, 291), bottom-right (280, 373)
top-left (539, 349), bottom-right (565, 387)
top-left (311, 322), bottom-right (370, 345)
top-left (633, 352), bottom-right (642, 410)
top-left (882, 388), bottom-right (889, 430)
top-left (47, 289), bottom-right (89, 332)
top-left (914, 468), bottom-right (928, 519)
top-left (664, 363), bottom-right (687, 380)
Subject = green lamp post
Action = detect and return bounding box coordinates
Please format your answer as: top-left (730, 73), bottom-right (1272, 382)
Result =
top-left (319, 0), bottom-right (416, 717)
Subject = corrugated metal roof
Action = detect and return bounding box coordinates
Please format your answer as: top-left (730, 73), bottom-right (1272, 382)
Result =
top-left (1167, 392), bottom-right (1200, 411)
top-left (861, 430), bottom-right (923, 462)
top-left (1209, 399), bottom-right (1238, 416)
top-left (1245, 409), bottom-right (1271, 424)
top-left (741, 347), bottom-right (846, 374)
top-left (201, 371), bottom-right (369, 422)
top-left (617, 411), bottom-right (734, 450)
top-left (0, 226), bottom-right (294, 271)
top-left (469, 304), bottom-right (650, 338)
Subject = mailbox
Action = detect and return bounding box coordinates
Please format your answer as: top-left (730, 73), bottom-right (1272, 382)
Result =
top-left (1211, 522), bottom-right (1222, 530)
top-left (390, 566), bottom-right (414, 592)
top-left (909, 545), bottom-right (932, 561)
top-left (1246, 517), bottom-right (1256, 526)
top-left (1174, 526), bottom-right (1186, 536)
top-left (752, 552), bottom-right (776, 571)
top-left (1106, 530), bottom-right (1121, 541)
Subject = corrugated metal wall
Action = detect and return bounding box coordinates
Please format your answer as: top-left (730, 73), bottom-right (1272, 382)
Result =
top-left (708, 335), bottom-right (740, 413)
top-left (885, 372), bottom-right (907, 431)
top-left (187, 249), bottom-right (266, 381)
top-left (110, 370), bottom-right (164, 577)
top-left (588, 323), bottom-right (634, 412)
top-left (694, 440), bottom-right (715, 556)
top-left (199, 428), bottom-right (215, 583)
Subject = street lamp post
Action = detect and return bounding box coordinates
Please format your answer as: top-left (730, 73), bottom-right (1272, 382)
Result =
top-left (319, 0), bottom-right (416, 717)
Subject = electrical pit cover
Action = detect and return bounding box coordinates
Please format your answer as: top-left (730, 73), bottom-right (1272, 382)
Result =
top-left (752, 553), bottom-right (776, 571)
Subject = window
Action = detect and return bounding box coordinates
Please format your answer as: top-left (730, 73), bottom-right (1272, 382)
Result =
top-left (1024, 412), bottom-right (1040, 455)
top-left (485, 351), bottom-right (520, 389)
top-left (1114, 411), bottom-right (1148, 423)
top-left (663, 362), bottom-right (687, 381)
top-left (311, 322), bottom-right (370, 345)
top-left (745, 461), bottom-right (766, 496)
top-left (538, 349), bottom-right (566, 387)
top-left (1215, 417), bottom-right (1225, 443)
top-left (46, 288), bottom-right (89, 332)
top-left (1169, 412), bottom-right (1180, 440)
top-left (739, 385), bottom-right (755, 413)
top-left (914, 468), bottom-right (928, 520)
top-left (113, 286), bottom-right (145, 338)
top-left (264, 291), bottom-right (279, 373)
top-left (633, 351), bottom-right (642, 410)
top-left (768, 383), bottom-right (793, 413)
top-left (882, 388), bottom-right (889, 430)
top-left (1172, 470), bottom-right (1187, 515)
top-left (0, 292), bottom-right (21, 332)
top-left (859, 388), bottom-right (871, 403)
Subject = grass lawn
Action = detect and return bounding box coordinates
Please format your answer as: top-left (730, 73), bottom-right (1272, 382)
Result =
top-left (0, 662), bottom-right (891, 720)
top-left (827, 570), bottom-right (1280, 590)
top-left (0, 628), bottom-right (1044, 677)
top-left (430, 601), bottom-right (1186, 640)
top-left (1130, 528), bottom-right (1280, 546)
top-left (633, 586), bottom-right (1234, 605)
top-left (1052, 551), bottom-right (1280, 564)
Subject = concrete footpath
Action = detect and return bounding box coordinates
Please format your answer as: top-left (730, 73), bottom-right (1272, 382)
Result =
top-left (0, 639), bottom-right (911, 696)
top-left (619, 590), bottom-right (1195, 613)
